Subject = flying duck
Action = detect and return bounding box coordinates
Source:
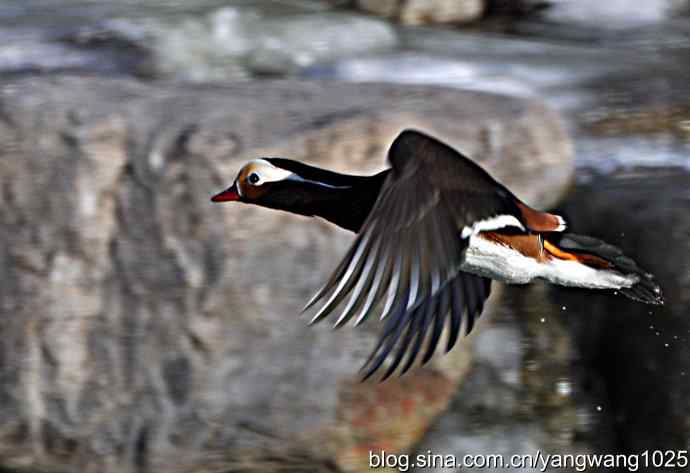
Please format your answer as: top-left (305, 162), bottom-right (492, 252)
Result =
top-left (211, 129), bottom-right (664, 380)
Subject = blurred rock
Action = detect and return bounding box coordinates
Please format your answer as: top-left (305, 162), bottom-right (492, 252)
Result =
top-left (355, 0), bottom-right (399, 18)
top-left (153, 8), bottom-right (397, 78)
top-left (356, 0), bottom-right (485, 25)
top-left (539, 0), bottom-right (678, 28)
top-left (0, 33), bottom-right (125, 76)
top-left (69, 8), bottom-right (397, 80)
top-left (484, 0), bottom-right (550, 18)
top-left (671, 0), bottom-right (690, 15)
top-left (0, 2), bottom-right (393, 81)
top-left (247, 13), bottom-right (397, 75)
top-left (0, 75), bottom-right (573, 473)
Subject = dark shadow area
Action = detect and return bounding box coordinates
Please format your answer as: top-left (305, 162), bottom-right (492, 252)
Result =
top-left (555, 167), bottom-right (690, 471)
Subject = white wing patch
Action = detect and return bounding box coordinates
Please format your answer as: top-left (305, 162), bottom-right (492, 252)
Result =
top-left (251, 159), bottom-right (294, 184)
top-left (462, 235), bottom-right (638, 289)
top-left (554, 215), bottom-right (567, 232)
top-left (461, 214), bottom-right (526, 239)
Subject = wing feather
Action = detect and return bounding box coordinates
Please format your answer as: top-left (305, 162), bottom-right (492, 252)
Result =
top-left (332, 234), bottom-right (382, 328)
top-left (360, 286), bottom-right (411, 380)
top-left (447, 277), bottom-right (465, 353)
top-left (381, 311), bottom-right (420, 381)
top-left (422, 283), bottom-right (451, 365)
top-left (308, 226), bottom-right (377, 324)
top-left (400, 291), bottom-right (437, 375)
top-left (352, 240), bottom-right (394, 326)
top-left (303, 130), bottom-right (524, 378)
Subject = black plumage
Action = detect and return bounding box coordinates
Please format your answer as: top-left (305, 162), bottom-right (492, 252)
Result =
top-left (554, 233), bottom-right (664, 305)
top-left (299, 130), bottom-right (539, 379)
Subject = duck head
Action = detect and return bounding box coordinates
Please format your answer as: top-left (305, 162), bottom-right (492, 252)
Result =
top-left (211, 158), bottom-right (388, 232)
top-left (211, 158), bottom-right (296, 204)
top-left (211, 157), bottom-right (358, 215)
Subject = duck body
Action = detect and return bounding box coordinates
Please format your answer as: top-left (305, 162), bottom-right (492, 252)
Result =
top-left (212, 129), bottom-right (663, 380)
top-left (462, 233), bottom-right (637, 288)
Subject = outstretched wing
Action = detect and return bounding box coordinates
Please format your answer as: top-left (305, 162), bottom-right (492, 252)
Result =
top-left (304, 129), bottom-right (563, 380)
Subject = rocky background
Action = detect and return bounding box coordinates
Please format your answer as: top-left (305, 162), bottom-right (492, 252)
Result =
top-left (0, 1), bottom-right (689, 473)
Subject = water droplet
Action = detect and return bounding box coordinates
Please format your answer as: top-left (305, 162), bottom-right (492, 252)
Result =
top-left (556, 380), bottom-right (572, 396)
top-left (596, 405), bottom-right (603, 412)
top-left (540, 317), bottom-right (546, 323)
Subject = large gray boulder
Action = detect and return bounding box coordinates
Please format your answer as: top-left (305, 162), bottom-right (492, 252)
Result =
top-left (0, 76), bottom-right (572, 473)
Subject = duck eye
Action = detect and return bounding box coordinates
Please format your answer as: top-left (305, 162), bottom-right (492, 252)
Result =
top-left (248, 172), bottom-right (260, 185)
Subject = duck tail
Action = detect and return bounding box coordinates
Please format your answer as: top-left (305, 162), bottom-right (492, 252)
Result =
top-left (543, 233), bottom-right (664, 305)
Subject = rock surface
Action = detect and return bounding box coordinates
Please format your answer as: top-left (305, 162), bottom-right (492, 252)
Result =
top-left (0, 75), bottom-right (573, 473)
top-left (76, 8), bottom-right (398, 80)
top-left (356, 0), bottom-right (485, 25)
top-left (0, 2), bottom-right (396, 81)
top-left (245, 13), bottom-right (397, 75)
top-left (539, 0), bottom-right (679, 27)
